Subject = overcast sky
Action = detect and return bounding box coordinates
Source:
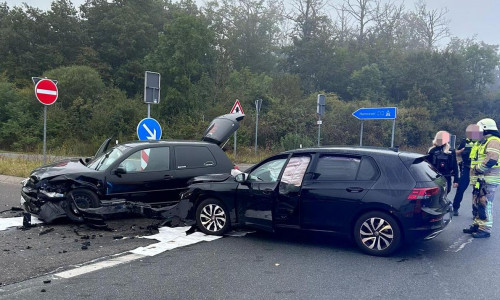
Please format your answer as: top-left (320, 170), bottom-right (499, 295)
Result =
top-left (4, 0), bottom-right (500, 47)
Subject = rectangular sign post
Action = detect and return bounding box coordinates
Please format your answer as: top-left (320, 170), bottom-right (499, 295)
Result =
top-left (317, 94), bottom-right (326, 147)
top-left (352, 107), bottom-right (397, 147)
top-left (144, 71), bottom-right (161, 118)
top-left (255, 99), bottom-right (262, 154)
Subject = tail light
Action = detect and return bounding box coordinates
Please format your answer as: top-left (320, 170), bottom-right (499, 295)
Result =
top-left (408, 187), bottom-right (440, 214)
top-left (407, 187), bottom-right (439, 200)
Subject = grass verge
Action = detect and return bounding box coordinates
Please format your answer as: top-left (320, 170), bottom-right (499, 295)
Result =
top-left (0, 155), bottom-right (46, 178)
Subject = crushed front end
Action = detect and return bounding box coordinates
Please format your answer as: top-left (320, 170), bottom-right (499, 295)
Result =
top-left (21, 176), bottom-right (70, 223)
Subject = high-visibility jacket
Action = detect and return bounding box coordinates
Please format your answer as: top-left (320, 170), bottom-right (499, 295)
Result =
top-left (470, 135), bottom-right (500, 185)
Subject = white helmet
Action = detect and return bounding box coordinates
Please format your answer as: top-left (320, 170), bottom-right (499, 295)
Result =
top-left (477, 118), bottom-right (498, 131)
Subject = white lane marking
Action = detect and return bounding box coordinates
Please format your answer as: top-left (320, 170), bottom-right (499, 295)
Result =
top-left (36, 88), bottom-right (57, 95)
top-left (445, 235), bottom-right (474, 252)
top-left (56, 253), bottom-right (144, 278)
top-left (0, 216), bottom-right (44, 231)
top-left (55, 226), bottom-right (222, 278)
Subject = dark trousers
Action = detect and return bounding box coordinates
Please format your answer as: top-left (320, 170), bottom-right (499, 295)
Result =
top-left (453, 167), bottom-right (470, 212)
top-left (444, 175), bottom-right (452, 194)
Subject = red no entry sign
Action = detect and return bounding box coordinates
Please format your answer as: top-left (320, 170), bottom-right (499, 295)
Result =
top-left (35, 79), bottom-right (58, 105)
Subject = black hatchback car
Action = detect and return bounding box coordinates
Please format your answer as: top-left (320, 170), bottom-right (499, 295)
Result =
top-left (181, 146), bottom-right (452, 256)
top-left (21, 114), bottom-right (244, 223)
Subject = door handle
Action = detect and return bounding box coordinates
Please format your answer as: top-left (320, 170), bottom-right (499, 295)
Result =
top-left (262, 189), bottom-right (273, 195)
top-left (346, 187), bottom-right (364, 193)
top-left (164, 175), bottom-right (173, 180)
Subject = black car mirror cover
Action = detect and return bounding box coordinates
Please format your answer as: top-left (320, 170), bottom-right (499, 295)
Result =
top-left (114, 167), bottom-right (127, 176)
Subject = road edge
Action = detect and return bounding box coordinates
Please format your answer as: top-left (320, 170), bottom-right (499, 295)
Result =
top-left (0, 175), bottom-right (24, 185)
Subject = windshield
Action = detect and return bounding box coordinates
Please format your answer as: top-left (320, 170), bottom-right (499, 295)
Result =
top-left (87, 147), bottom-right (123, 171)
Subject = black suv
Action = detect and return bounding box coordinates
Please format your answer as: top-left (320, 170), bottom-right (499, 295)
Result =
top-left (21, 114), bottom-right (244, 223)
top-left (181, 146), bottom-right (452, 256)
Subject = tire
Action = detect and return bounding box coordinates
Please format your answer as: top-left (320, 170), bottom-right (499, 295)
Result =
top-left (196, 198), bottom-right (230, 235)
top-left (353, 211), bottom-right (402, 256)
top-left (64, 189), bottom-right (101, 222)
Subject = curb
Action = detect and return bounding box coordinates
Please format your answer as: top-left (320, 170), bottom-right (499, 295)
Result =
top-left (0, 175), bottom-right (25, 185)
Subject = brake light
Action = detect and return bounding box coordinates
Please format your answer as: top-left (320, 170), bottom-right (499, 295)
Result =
top-left (407, 187), bottom-right (440, 200)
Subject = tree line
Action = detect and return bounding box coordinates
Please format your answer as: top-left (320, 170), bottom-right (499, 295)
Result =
top-left (0, 0), bottom-right (499, 155)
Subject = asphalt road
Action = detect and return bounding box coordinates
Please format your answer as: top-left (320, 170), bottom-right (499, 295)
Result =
top-left (1, 180), bottom-right (500, 299)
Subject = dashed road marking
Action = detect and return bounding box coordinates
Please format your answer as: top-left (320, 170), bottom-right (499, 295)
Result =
top-left (56, 253), bottom-right (144, 278)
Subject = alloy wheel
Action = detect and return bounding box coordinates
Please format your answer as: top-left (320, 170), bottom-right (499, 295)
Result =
top-left (200, 203), bottom-right (227, 233)
top-left (359, 217), bottom-right (394, 251)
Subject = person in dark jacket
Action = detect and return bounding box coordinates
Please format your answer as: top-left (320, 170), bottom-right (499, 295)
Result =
top-left (427, 130), bottom-right (459, 194)
top-left (452, 125), bottom-right (478, 216)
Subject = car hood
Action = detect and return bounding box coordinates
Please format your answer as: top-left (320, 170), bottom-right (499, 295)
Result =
top-left (30, 159), bottom-right (94, 181)
top-left (189, 173), bottom-right (232, 184)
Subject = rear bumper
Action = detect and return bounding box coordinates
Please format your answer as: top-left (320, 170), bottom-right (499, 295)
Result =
top-left (402, 204), bottom-right (453, 241)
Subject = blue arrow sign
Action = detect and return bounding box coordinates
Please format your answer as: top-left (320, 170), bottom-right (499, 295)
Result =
top-left (137, 118), bottom-right (162, 141)
top-left (352, 107), bottom-right (397, 120)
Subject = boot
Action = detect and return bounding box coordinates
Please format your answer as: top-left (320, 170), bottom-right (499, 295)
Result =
top-left (463, 225), bottom-right (478, 234)
top-left (472, 231), bottom-right (490, 238)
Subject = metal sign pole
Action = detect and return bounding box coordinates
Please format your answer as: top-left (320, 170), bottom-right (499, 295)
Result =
top-left (147, 103), bottom-right (151, 118)
top-left (234, 132), bottom-right (237, 159)
top-left (360, 121), bottom-right (364, 146)
top-left (43, 105), bottom-right (47, 165)
top-left (317, 115), bottom-right (321, 147)
top-left (255, 109), bottom-right (259, 154)
top-left (391, 119), bottom-right (395, 148)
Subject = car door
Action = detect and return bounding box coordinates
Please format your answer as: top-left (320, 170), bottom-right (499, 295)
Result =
top-left (300, 154), bottom-right (379, 232)
top-left (237, 155), bottom-right (289, 231)
top-left (173, 145), bottom-right (220, 189)
top-left (274, 154), bottom-right (312, 228)
top-left (106, 146), bottom-right (179, 204)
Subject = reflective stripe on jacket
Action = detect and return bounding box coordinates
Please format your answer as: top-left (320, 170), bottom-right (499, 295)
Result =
top-left (470, 135), bottom-right (500, 185)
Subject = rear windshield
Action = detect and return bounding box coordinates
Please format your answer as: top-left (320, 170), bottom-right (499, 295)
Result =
top-left (408, 157), bottom-right (440, 181)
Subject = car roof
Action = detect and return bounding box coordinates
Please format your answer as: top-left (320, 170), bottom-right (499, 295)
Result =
top-left (283, 146), bottom-right (424, 159)
top-left (117, 140), bottom-right (216, 149)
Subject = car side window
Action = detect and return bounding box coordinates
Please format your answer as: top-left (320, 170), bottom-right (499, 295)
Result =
top-left (249, 158), bottom-right (287, 182)
top-left (314, 155), bottom-right (360, 181)
top-left (175, 146), bottom-right (216, 169)
top-left (279, 156), bottom-right (311, 194)
top-left (119, 147), bottom-right (170, 172)
top-left (357, 157), bottom-right (379, 180)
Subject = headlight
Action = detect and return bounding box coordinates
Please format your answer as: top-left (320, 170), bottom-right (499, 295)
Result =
top-left (179, 191), bottom-right (193, 200)
top-left (21, 178), bottom-right (29, 186)
top-left (39, 190), bottom-right (65, 198)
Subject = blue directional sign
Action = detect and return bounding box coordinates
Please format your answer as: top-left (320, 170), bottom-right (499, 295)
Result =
top-left (352, 107), bottom-right (397, 120)
top-left (137, 118), bottom-right (162, 141)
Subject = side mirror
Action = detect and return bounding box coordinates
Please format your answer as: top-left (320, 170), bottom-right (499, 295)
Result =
top-left (114, 167), bottom-right (127, 176)
top-left (235, 173), bottom-right (248, 183)
top-left (84, 157), bottom-right (92, 164)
